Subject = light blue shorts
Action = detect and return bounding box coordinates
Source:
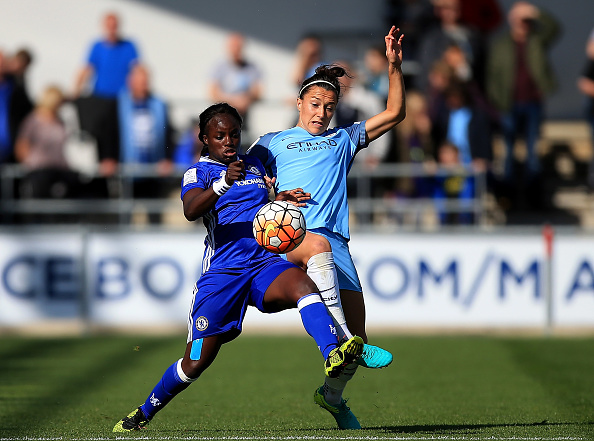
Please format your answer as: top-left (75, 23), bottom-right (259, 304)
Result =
top-left (309, 227), bottom-right (362, 293)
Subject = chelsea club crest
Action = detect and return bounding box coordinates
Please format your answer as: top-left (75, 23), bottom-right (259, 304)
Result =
top-left (196, 316), bottom-right (209, 331)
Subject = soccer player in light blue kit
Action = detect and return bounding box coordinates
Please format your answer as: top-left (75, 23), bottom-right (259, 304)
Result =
top-left (248, 27), bottom-right (406, 429)
top-left (113, 103), bottom-right (364, 432)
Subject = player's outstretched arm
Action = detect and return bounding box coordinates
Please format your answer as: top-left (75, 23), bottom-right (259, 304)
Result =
top-left (183, 160), bottom-right (245, 221)
top-left (365, 26), bottom-right (406, 143)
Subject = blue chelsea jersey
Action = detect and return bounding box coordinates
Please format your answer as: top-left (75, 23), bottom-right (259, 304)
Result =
top-left (181, 154), bottom-right (270, 272)
top-left (248, 123), bottom-right (367, 240)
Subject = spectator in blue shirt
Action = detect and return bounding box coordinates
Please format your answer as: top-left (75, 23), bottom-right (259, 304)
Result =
top-left (117, 64), bottom-right (175, 224)
top-left (72, 12), bottom-right (140, 178)
top-left (0, 50), bottom-right (33, 164)
top-left (74, 12), bottom-right (139, 98)
top-left (209, 33), bottom-right (262, 146)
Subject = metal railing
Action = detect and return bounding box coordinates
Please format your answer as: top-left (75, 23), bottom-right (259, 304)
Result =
top-left (0, 163), bottom-right (488, 228)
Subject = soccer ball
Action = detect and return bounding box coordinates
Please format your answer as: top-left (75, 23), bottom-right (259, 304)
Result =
top-left (253, 200), bottom-right (306, 254)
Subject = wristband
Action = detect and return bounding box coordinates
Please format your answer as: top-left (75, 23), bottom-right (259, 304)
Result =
top-left (212, 177), bottom-right (232, 196)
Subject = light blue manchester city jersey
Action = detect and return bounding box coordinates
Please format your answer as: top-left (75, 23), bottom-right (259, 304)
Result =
top-left (248, 123), bottom-right (367, 240)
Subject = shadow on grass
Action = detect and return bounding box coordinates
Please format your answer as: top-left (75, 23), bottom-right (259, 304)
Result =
top-left (367, 420), bottom-right (594, 434)
top-left (161, 420), bottom-right (594, 436)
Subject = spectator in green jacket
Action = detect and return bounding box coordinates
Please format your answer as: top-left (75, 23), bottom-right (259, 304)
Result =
top-left (486, 1), bottom-right (560, 191)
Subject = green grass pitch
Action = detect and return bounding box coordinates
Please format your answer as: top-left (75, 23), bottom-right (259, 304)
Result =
top-left (0, 334), bottom-right (592, 440)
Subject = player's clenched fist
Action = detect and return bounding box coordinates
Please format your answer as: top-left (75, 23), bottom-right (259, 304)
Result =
top-left (225, 159), bottom-right (246, 184)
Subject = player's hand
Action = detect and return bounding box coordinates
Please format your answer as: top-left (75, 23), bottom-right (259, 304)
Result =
top-left (225, 160), bottom-right (245, 184)
top-left (385, 26), bottom-right (404, 68)
top-left (276, 188), bottom-right (311, 207)
top-left (264, 175), bottom-right (276, 189)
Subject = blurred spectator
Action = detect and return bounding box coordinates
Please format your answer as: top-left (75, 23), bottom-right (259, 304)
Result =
top-left (173, 118), bottom-right (201, 170)
top-left (7, 48), bottom-right (33, 94)
top-left (383, 0), bottom-right (435, 62)
top-left (429, 80), bottom-right (493, 221)
top-left (292, 33), bottom-right (325, 87)
top-left (117, 64), bottom-right (175, 224)
top-left (73, 12), bottom-right (139, 99)
top-left (432, 140), bottom-right (474, 224)
top-left (209, 32), bottom-right (262, 144)
top-left (577, 28), bottom-right (594, 189)
top-left (458, 0), bottom-right (503, 37)
top-left (393, 90), bottom-right (434, 197)
top-left (441, 45), bottom-right (499, 126)
top-left (431, 81), bottom-right (492, 174)
top-left (15, 85), bottom-right (80, 202)
top-left (426, 60), bottom-right (455, 124)
top-left (442, 43), bottom-right (472, 83)
top-left (487, 2), bottom-right (560, 187)
top-left (73, 11), bottom-right (140, 177)
top-left (0, 50), bottom-right (33, 165)
top-left (363, 45), bottom-right (390, 101)
top-left (416, 0), bottom-right (485, 92)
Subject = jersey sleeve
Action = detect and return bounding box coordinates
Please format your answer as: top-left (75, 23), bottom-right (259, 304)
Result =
top-left (247, 133), bottom-right (277, 169)
top-left (180, 164), bottom-right (211, 199)
top-left (342, 120), bottom-right (368, 155)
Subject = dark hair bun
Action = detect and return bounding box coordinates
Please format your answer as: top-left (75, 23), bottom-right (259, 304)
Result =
top-left (314, 64), bottom-right (346, 79)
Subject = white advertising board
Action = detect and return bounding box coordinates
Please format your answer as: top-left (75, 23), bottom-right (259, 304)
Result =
top-left (348, 234), bottom-right (545, 327)
top-left (0, 232), bottom-right (82, 325)
top-left (85, 232), bottom-right (204, 326)
top-left (552, 236), bottom-right (594, 326)
top-left (1, 230), bottom-right (593, 331)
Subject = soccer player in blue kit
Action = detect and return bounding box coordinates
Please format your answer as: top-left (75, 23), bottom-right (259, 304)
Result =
top-left (248, 27), bottom-right (406, 428)
top-left (113, 103), bottom-right (364, 432)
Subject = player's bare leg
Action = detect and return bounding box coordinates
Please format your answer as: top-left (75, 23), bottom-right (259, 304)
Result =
top-left (287, 232), bottom-right (352, 340)
top-left (289, 234), bottom-right (392, 429)
top-left (113, 332), bottom-right (236, 432)
top-left (263, 266), bottom-right (363, 378)
top-left (288, 232), bottom-right (392, 368)
top-left (340, 289), bottom-right (367, 342)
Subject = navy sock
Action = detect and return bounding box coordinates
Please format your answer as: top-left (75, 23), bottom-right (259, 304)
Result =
top-left (297, 293), bottom-right (338, 359)
top-left (140, 359), bottom-right (195, 419)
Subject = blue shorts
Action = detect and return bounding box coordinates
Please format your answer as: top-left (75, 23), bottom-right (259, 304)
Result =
top-left (187, 256), bottom-right (297, 342)
top-left (310, 227), bottom-right (362, 293)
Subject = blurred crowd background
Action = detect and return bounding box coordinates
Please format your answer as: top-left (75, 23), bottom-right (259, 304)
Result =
top-left (1, 0), bottom-right (594, 230)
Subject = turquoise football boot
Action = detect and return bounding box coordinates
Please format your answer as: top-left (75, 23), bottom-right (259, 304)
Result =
top-left (314, 386), bottom-right (361, 429)
top-left (356, 343), bottom-right (393, 368)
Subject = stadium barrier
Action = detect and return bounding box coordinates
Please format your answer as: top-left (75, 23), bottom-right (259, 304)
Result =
top-left (0, 163), bottom-right (487, 228)
top-left (1, 226), bottom-right (593, 334)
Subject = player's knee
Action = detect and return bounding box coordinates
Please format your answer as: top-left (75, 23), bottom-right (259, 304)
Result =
top-left (181, 358), bottom-right (207, 379)
top-left (278, 270), bottom-right (319, 305)
top-left (303, 280), bottom-right (320, 297)
top-left (295, 273), bottom-right (320, 298)
top-left (305, 232), bottom-right (331, 256)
